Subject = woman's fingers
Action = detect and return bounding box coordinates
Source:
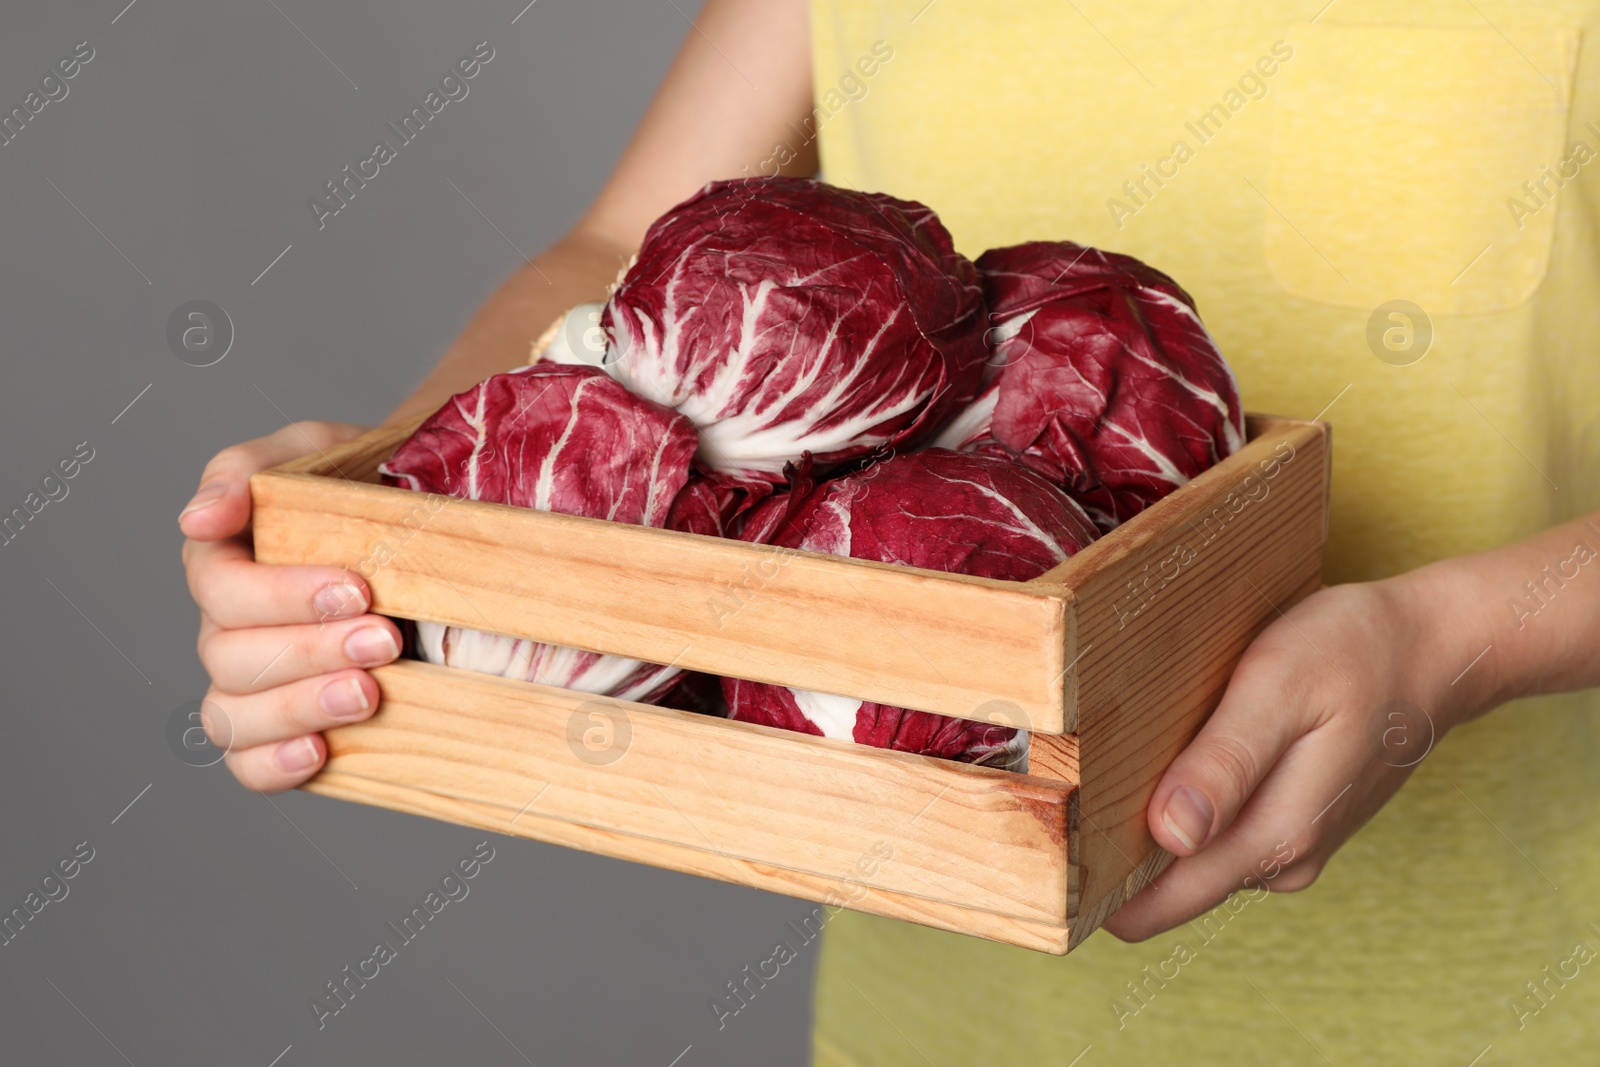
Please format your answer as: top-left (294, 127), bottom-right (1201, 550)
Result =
top-left (201, 672), bottom-right (378, 752)
top-left (199, 614), bottom-right (402, 693)
top-left (178, 421), bottom-right (368, 542)
top-left (1102, 732), bottom-right (1357, 941)
top-left (186, 536), bottom-right (370, 628)
top-left (223, 733), bottom-right (329, 793)
top-left (177, 420), bottom-right (379, 796)
top-left (1146, 653), bottom-right (1315, 857)
top-left (178, 478), bottom-right (253, 543)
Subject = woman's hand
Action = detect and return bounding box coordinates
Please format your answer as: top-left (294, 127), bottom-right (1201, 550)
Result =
top-left (181, 421), bottom-right (402, 793)
top-left (1103, 570), bottom-right (1483, 940)
top-left (1100, 507), bottom-right (1600, 940)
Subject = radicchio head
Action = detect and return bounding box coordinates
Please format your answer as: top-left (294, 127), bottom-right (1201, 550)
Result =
top-left (941, 241), bottom-right (1244, 530)
top-left (582, 177), bottom-right (990, 488)
top-left (379, 363), bottom-right (699, 702)
top-left (722, 449), bottom-right (1099, 767)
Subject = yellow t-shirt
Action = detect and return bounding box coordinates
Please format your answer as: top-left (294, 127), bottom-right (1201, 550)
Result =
top-left (808, 2), bottom-right (1600, 1064)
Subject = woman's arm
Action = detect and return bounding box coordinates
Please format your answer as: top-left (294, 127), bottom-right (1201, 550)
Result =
top-left (1108, 508), bottom-right (1600, 939)
top-left (183, 0), bottom-right (816, 793)
top-left (1456, 510), bottom-right (1600, 707)
top-left (389, 0), bottom-right (817, 423)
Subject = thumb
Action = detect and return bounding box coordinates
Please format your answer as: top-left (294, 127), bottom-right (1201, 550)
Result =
top-left (178, 422), bottom-right (367, 541)
top-left (1147, 683), bottom-right (1307, 856)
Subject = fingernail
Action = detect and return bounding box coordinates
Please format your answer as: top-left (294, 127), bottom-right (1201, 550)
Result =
top-left (179, 481), bottom-right (228, 521)
top-left (1162, 786), bottom-right (1214, 853)
top-left (314, 583), bottom-right (367, 619)
top-left (344, 626), bottom-right (399, 667)
top-left (319, 677), bottom-right (371, 720)
top-left (275, 736), bottom-right (319, 773)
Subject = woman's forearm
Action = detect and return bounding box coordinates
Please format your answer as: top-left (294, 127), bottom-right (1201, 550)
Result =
top-left (1404, 508), bottom-right (1600, 724)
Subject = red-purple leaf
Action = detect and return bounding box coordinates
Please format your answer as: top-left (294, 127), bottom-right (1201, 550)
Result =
top-left (595, 177), bottom-right (990, 482)
top-left (723, 449), bottom-right (1098, 766)
top-left (379, 364), bottom-right (698, 701)
top-left (942, 241), bottom-right (1245, 530)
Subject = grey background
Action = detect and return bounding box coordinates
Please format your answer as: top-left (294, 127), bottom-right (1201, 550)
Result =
top-left (0, 2), bottom-right (816, 1064)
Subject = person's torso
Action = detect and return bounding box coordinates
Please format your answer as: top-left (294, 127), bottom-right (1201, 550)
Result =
top-left (807, 3), bottom-right (1600, 1063)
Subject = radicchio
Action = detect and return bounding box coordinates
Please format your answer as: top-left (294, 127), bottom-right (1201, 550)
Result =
top-left (663, 466), bottom-right (775, 540)
top-left (562, 177), bottom-right (989, 496)
top-left (937, 241), bottom-right (1244, 531)
top-left (723, 449), bottom-right (1099, 767)
top-left (378, 363), bottom-right (698, 702)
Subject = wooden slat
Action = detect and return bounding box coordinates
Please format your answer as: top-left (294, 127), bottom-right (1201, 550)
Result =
top-left (304, 769), bottom-right (1075, 954)
top-left (318, 659), bottom-right (1074, 923)
top-left (1033, 417), bottom-right (1330, 908)
top-left (1068, 848), bottom-right (1173, 949)
top-left (272, 419), bottom-right (424, 482)
top-left (251, 470), bottom-right (1075, 731)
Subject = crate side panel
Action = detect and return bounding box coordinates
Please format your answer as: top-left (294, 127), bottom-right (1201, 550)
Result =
top-left (1060, 421), bottom-right (1329, 910)
top-left (251, 471), bottom-right (1073, 730)
top-left (321, 660), bottom-right (1073, 922)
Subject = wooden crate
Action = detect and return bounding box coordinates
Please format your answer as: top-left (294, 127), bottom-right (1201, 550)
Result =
top-left (251, 411), bottom-right (1328, 954)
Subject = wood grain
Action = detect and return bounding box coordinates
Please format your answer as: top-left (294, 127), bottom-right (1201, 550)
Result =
top-left (251, 468), bottom-right (1076, 731)
top-left (1068, 848), bottom-right (1174, 949)
top-left (305, 769), bottom-right (1076, 954)
top-left (1031, 416), bottom-right (1331, 909)
top-left (320, 659), bottom-right (1075, 923)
